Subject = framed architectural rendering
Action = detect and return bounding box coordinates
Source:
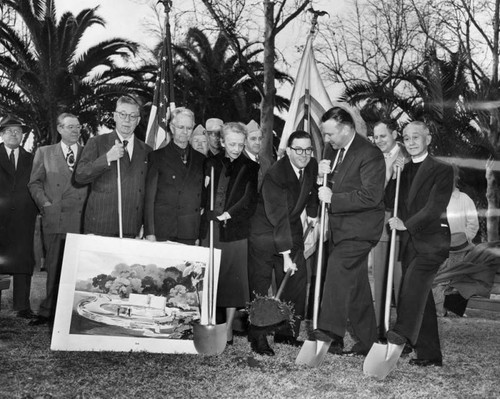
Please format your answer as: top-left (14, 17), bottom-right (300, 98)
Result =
top-left (51, 234), bottom-right (221, 354)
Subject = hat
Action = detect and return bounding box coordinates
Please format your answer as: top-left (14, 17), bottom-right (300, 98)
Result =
top-left (449, 232), bottom-right (475, 253)
top-left (192, 124), bottom-right (205, 137)
top-left (0, 115), bottom-right (30, 134)
top-left (246, 120), bottom-right (261, 134)
top-left (205, 118), bottom-right (223, 132)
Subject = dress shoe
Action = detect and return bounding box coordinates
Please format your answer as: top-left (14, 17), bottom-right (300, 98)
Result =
top-left (387, 330), bottom-right (407, 345)
top-left (29, 316), bottom-right (52, 326)
top-left (16, 309), bottom-right (37, 319)
top-left (341, 343), bottom-right (369, 357)
top-left (401, 343), bottom-right (413, 356)
top-left (274, 335), bottom-right (303, 347)
top-left (313, 329), bottom-right (343, 343)
top-left (250, 334), bottom-right (275, 356)
top-left (226, 339), bottom-right (234, 346)
top-left (409, 358), bottom-right (443, 367)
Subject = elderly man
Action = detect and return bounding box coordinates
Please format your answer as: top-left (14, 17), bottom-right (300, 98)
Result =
top-left (205, 118), bottom-right (223, 157)
top-left (75, 96), bottom-right (152, 237)
top-left (315, 106), bottom-right (386, 356)
top-left (190, 125), bottom-right (208, 156)
top-left (243, 120), bottom-right (272, 191)
top-left (144, 107), bottom-right (205, 245)
top-left (386, 121), bottom-right (453, 368)
top-left (0, 116), bottom-right (38, 318)
top-left (28, 113), bottom-right (89, 325)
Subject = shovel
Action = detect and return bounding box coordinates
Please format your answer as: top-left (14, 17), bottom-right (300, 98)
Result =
top-left (193, 166), bottom-right (227, 355)
top-left (363, 167), bottom-right (404, 379)
top-left (296, 175), bottom-right (331, 367)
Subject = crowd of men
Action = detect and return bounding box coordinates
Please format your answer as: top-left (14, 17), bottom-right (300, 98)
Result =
top-left (0, 97), bottom-right (455, 369)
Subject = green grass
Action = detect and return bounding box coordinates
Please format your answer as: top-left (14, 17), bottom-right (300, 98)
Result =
top-left (1, 273), bottom-right (499, 399)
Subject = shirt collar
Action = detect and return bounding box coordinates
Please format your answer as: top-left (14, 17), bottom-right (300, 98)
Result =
top-left (288, 158), bottom-right (303, 179)
top-left (411, 152), bottom-right (428, 163)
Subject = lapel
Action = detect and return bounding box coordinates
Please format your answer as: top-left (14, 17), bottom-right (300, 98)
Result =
top-left (53, 144), bottom-right (73, 189)
top-left (328, 134), bottom-right (363, 190)
top-left (0, 143), bottom-right (15, 177)
top-left (282, 156), bottom-right (303, 214)
top-left (407, 156), bottom-right (435, 208)
top-left (165, 142), bottom-right (188, 181)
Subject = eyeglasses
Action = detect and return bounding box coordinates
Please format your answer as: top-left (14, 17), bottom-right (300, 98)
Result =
top-left (3, 128), bottom-right (24, 135)
top-left (172, 124), bottom-right (194, 132)
top-left (115, 111), bottom-right (140, 121)
top-left (61, 124), bottom-right (82, 130)
top-left (290, 147), bottom-right (313, 155)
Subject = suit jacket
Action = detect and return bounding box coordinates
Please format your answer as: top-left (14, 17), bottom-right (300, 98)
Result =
top-left (28, 143), bottom-right (89, 235)
top-left (250, 155), bottom-right (318, 255)
top-left (203, 152), bottom-right (259, 242)
top-left (386, 155), bottom-right (453, 257)
top-left (144, 142), bottom-right (205, 241)
top-left (0, 144), bottom-right (38, 274)
top-left (326, 133), bottom-right (386, 244)
top-left (75, 131), bottom-right (152, 237)
top-left (242, 149), bottom-right (272, 191)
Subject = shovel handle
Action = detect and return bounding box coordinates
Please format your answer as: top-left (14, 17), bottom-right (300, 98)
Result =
top-left (117, 158), bottom-right (123, 239)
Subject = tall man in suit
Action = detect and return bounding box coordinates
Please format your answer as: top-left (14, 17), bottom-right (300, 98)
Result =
top-left (28, 113), bottom-right (89, 324)
top-left (248, 130), bottom-right (318, 356)
top-left (316, 106), bottom-right (386, 356)
top-left (145, 107), bottom-right (205, 245)
top-left (243, 120), bottom-right (272, 191)
top-left (0, 116), bottom-right (38, 318)
top-left (75, 96), bottom-right (152, 237)
top-left (386, 121), bottom-right (453, 367)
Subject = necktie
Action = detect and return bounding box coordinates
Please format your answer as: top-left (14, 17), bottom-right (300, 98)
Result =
top-left (123, 140), bottom-right (130, 163)
top-left (298, 169), bottom-right (303, 184)
top-left (66, 146), bottom-right (75, 171)
top-left (255, 154), bottom-right (260, 164)
top-left (333, 148), bottom-right (345, 173)
top-left (9, 150), bottom-right (15, 170)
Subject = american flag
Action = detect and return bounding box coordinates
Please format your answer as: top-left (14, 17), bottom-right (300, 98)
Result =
top-left (145, 28), bottom-right (175, 149)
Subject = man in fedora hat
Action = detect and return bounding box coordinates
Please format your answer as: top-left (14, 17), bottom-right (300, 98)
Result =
top-left (205, 118), bottom-right (223, 158)
top-left (0, 116), bottom-right (38, 318)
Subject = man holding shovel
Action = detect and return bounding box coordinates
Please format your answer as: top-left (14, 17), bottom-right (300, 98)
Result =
top-left (385, 121), bottom-right (453, 367)
top-left (248, 130), bottom-right (318, 356)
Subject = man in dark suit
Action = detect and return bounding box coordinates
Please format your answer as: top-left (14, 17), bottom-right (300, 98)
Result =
top-left (243, 120), bottom-right (272, 191)
top-left (0, 116), bottom-right (38, 318)
top-left (386, 121), bottom-right (453, 367)
top-left (28, 113), bottom-right (89, 324)
top-left (248, 130), bottom-right (318, 356)
top-left (144, 107), bottom-right (205, 245)
top-left (75, 96), bottom-right (152, 238)
top-left (315, 106), bottom-right (386, 356)
top-left (205, 117), bottom-right (223, 158)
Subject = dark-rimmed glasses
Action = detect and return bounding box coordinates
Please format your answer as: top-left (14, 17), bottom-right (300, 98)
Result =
top-left (290, 147), bottom-right (313, 155)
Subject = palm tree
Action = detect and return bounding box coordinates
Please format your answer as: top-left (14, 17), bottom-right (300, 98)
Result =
top-left (0, 0), bottom-right (151, 147)
top-left (165, 27), bottom-right (292, 125)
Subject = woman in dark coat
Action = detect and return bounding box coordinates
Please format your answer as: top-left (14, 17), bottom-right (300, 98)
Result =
top-left (203, 122), bottom-right (259, 344)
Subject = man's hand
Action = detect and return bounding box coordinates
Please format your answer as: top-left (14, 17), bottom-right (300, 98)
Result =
top-left (282, 252), bottom-right (297, 276)
top-left (318, 159), bottom-right (332, 179)
top-left (391, 157), bottom-right (404, 179)
top-left (106, 139), bottom-right (125, 163)
top-left (318, 186), bottom-right (332, 204)
top-left (216, 212), bottom-right (231, 222)
top-left (388, 217), bottom-right (407, 231)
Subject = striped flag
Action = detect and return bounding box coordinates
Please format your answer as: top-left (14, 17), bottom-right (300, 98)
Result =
top-left (145, 34), bottom-right (175, 150)
top-left (278, 34), bottom-right (332, 159)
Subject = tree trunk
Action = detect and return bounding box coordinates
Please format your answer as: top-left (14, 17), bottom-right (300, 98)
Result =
top-left (261, 0), bottom-right (275, 162)
top-left (486, 160), bottom-right (499, 241)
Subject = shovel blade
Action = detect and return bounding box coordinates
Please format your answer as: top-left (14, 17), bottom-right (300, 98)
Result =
top-left (193, 322), bottom-right (227, 355)
top-left (363, 342), bottom-right (405, 380)
top-left (295, 339), bottom-right (331, 367)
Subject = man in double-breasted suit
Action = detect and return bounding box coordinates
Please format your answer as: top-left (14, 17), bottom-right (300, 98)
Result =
top-left (316, 106), bottom-right (386, 356)
top-left (248, 130), bottom-right (319, 356)
top-left (0, 116), bottom-right (38, 318)
top-left (386, 121), bottom-right (453, 367)
top-left (243, 120), bottom-right (272, 191)
top-left (144, 107), bottom-right (205, 245)
top-left (75, 96), bottom-right (152, 237)
top-left (28, 113), bottom-right (89, 324)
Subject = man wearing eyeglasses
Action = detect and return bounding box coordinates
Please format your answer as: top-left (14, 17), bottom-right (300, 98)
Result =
top-left (0, 116), bottom-right (38, 319)
top-left (314, 106), bottom-right (385, 357)
top-left (75, 96), bottom-right (152, 238)
top-left (247, 130), bottom-right (318, 355)
top-left (144, 107), bottom-right (205, 245)
top-left (205, 118), bottom-right (223, 157)
top-left (28, 113), bottom-right (89, 325)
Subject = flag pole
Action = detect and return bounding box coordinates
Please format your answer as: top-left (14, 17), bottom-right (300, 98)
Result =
top-left (159, 0), bottom-right (175, 110)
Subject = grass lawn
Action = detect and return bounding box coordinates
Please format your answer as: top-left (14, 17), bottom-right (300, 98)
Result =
top-left (1, 272), bottom-right (499, 399)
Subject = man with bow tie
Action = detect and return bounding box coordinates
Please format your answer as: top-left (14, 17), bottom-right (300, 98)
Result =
top-left (28, 113), bottom-right (89, 325)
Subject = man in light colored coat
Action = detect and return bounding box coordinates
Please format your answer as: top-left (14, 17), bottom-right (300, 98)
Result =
top-left (28, 113), bottom-right (88, 324)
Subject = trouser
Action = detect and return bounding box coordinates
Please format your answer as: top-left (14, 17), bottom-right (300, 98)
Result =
top-left (12, 273), bottom-right (32, 311)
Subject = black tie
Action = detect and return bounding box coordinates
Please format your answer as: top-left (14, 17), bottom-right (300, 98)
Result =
top-left (66, 146), bottom-right (75, 171)
top-left (123, 140), bottom-right (130, 163)
top-left (9, 150), bottom-right (15, 170)
top-left (298, 169), bottom-right (303, 184)
top-left (333, 148), bottom-right (345, 173)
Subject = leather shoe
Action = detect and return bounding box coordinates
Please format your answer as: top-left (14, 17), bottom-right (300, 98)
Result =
top-left (250, 334), bottom-right (275, 356)
top-left (16, 309), bottom-right (37, 319)
top-left (226, 339), bottom-right (234, 345)
top-left (409, 358), bottom-right (443, 367)
top-left (387, 330), bottom-right (407, 345)
top-left (274, 335), bottom-right (303, 347)
top-left (29, 316), bottom-right (52, 326)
